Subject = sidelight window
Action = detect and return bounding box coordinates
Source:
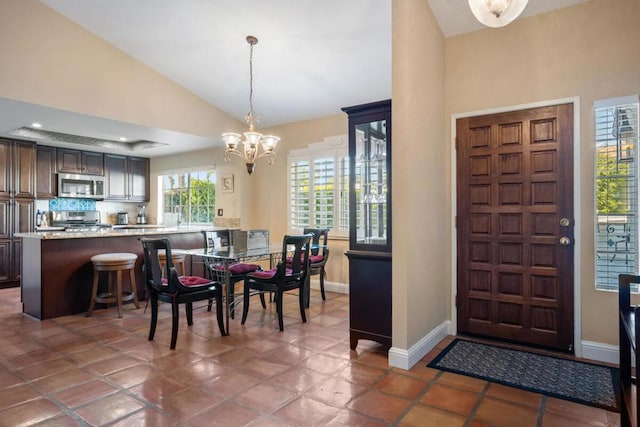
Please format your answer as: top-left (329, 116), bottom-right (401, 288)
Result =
top-left (594, 96), bottom-right (640, 291)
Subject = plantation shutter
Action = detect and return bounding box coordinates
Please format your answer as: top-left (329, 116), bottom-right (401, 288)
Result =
top-left (594, 96), bottom-right (640, 291)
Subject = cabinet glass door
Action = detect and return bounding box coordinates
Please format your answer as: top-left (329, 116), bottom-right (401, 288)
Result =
top-left (354, 119), bottom-right (388, 247)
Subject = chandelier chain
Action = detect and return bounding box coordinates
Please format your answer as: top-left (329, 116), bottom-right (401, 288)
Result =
top-left (247, 39), bottom-right (256, 131)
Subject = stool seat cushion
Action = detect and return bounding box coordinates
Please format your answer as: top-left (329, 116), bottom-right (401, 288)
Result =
top-left (91, 253), bottom-right (137, 263)
top-left (157, 249), bottom-right (186, 261)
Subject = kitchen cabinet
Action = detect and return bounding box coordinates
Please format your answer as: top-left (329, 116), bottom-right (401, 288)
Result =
top-left (0, 139), bottom-right (35, 287)
top-left (342, 100), bottom-right (392, 349)
top-left (36, 145), bottom-right (57, 199)
top-left (57, 148), bottom-right (104, 175)
top-left (104, 154), bottom-right (149, 202)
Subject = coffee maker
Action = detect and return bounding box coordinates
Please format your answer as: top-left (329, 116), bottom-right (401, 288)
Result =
top-left (136, 205), bottom-right (148, 224)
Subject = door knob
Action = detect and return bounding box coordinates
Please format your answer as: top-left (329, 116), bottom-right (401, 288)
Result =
top-left (560, 218), bottom-right (571, 227)
top-left (559, 237), bottom-right (571, 246)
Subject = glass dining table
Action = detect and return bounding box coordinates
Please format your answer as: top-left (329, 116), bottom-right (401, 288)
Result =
top-left (173, 244), bottom-right (286, 334)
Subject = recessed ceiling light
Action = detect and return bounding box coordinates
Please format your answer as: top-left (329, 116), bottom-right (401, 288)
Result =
top-left (119, 137), bottom-right (127, 141)
top-left (31, 122), bottom-right (42, 128)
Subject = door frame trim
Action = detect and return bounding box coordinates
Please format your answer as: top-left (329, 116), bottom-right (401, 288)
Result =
top-left (450, 96), bottom-right (582, 355)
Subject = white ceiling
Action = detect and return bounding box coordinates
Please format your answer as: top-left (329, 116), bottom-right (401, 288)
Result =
top-left (0, 0), bottom-right (589, 158)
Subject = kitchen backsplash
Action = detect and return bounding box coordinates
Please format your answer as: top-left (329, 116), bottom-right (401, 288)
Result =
top-left (48, 198), bottom-right (96, 211)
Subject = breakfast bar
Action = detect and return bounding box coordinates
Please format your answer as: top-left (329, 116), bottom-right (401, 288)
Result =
top-left (17, 227), bottom-right (213, 320)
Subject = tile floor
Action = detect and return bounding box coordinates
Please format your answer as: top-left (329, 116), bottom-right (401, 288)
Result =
top-left (0, 286), bottom-right (621, 426)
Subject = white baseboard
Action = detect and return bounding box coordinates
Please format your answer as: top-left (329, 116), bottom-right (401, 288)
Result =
top-left (388, 320), bottom-right (451, 370)
top-left (580, 340), bottom-right (619, 365)
top-left (309, 279), bottom-right (348, 294)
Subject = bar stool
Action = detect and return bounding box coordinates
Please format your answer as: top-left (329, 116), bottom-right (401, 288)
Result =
top-left (87, 253), bottom-right (141, 318)
top-left (158, 249), bottom-right (186, 277)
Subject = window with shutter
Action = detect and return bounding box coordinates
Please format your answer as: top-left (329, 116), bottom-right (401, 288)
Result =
top-left (594, 96), bottom-right (640, 291)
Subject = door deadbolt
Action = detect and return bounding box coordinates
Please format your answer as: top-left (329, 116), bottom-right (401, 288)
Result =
top-left (559, 237), bottom-right (571, 246)
top-left (560, 218), bottom-right (570, 227)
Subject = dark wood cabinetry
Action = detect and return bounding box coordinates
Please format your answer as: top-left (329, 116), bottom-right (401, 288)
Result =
top-left (342, 100), bottom-right (392, 349)
top-left (36, 145), bottom-right (57, 199)
top-left (57, 148), bottom-right (104, 175)
top-left (105, 154), bottom-right (149, 202)
top-left (619, 274), bottom-right (640, 427)
top-left (0, 139), bottom-right (36, 287)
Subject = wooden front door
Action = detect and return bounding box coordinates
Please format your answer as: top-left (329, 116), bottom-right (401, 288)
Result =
top-left (456, 103), bottom-right (574, 352)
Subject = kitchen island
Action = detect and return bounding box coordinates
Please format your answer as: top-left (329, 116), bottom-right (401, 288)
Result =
top-left (16, 227), bottom-right (215, 320)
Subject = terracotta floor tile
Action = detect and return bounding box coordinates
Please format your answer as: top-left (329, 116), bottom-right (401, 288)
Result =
top-left (398, 403), bottom-right (467, 427)
top-left (541, 411), bottom-right (611, 427)
top-left (436, 371), bottom-right (488, 393)
top-left (307, 377), bottom-right (366, 407)
top-left (486, 382), bottom-right (542, 409)
top-left (375, 371), bottom-right (429, 400)
top-left (348, 389), bottom-right (412, 424)
top-left (420, 383), bottom-right (480, 416)
top-left (156, 385), bottom-right (223, 419)
top-left (0, 288), bottom-right (621, 426)
top-left (19, 358), bottom-right (77, 380)
top-left (129, 376), bottom-right (189, 403)
top-left (52, 379), bottom-right (119, 408)
top-left (0, 384), bottom-right (41, 411)
top-left (324, 409), bottom-right (388, 426)
top-left (75, 391), bottom-right (145, 425)
top-left (233, 382), bottom-right (297, 413)
top-left (31, 367), bottom-right (97, 393)
top-left (302, 353), bottom-right (349, 375)
top-left (274, 395), bottom-right (341, 425)
top-left (0, 398), bottom-right (62, 426)
top-left (35, 414), bottom-right (86, 427)
top-left (474, 396), bottom-right (540, 426)
top-left (106, 364), bottom-right (155, 388)
top-left (110, 407), bottom-right (178, 427)
top-left (544, 397), bottom-right (611, 425)
top-left (189, 400), bottom-right (260, 426)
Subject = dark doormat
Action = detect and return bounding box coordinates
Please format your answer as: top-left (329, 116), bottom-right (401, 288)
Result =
top-left (428, 339), bottom-right (620, 412)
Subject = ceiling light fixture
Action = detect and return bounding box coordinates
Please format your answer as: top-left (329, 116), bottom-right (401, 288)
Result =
top-left (468, 0), bottom-right (529, 28)
top-left (31, 122), bottom-right (42, 128)
top-left (222, 35), bottom-right (279, 175)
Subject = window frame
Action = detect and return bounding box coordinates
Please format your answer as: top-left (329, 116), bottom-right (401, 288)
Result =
top-left (287, 136), bottom-right (349, 238)
top-left (594, 95), bottom-right (640, 292)
top-left (158, 168), bottom-right (217, 227)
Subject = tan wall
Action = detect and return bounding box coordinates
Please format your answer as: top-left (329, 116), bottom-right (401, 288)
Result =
top-left (0, 0), bottom-right (240, 141)
top-left (445, 0), bottom-right (640, 346)
top-left (392, 0), bottom-right (447, 349)
top-left (244, 114), bottom-right (350, 285)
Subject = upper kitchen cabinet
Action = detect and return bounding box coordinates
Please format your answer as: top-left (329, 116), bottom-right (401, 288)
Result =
top-left (36, 145), bottom-right (57, 199)
top-left (104, 154), bottom-right (149, 202)
top-left (0, 139), bottom-right (36, 199)
top-left (57, 148), bottom-right (104, 175)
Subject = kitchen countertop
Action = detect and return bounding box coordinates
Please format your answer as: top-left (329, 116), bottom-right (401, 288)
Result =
top-left (16, 226), bottom-right (225, 240)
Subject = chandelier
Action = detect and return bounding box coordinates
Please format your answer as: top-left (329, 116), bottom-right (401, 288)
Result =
top-left (468, 0), bottom-right (529, 28)
top-left (222, 35), bottom-right (280, 175)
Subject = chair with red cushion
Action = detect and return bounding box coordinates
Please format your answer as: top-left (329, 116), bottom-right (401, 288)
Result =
top-left (286, 228), bottom-right (330, 306)
top-left (241, 233), bottom-right (313, 331)
top-left (201, 230), bottom-right (263, 318)
top-left (140, 237), bottom-right (226, 349)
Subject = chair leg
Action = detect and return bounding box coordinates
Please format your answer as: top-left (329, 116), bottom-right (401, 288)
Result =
top-left (170, 299), bottom-right (179, 350)
top-left (116, 270), bottom-right (123, 318)
top-left (259, 292), bottom-right (267, 308)
top-left (320, 268), bottom-right (326, 301)
top-left (186, 302), bottom-right (194, 326)
top-left (229, 281), bottom-right (235, 319)
top-left (276, 290), bottom-right (284, 331)
top-left (215, 292), bottom-right (226, 336)
top-left (148, 293), bottom-right (158, 341)
top-left (241, 281), bottom-right (251, 325)
top-left (299, 283), bottom-right (307, 324)
top-left (129, 268), bottom-right (141, 309)
top-left (207, 299), bottom-right (213, 312)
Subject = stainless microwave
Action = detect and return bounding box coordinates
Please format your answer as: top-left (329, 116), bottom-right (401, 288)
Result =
top-left (57, 173), bottom-right (105, 199)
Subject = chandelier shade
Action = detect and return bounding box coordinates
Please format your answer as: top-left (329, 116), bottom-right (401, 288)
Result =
top-left (222, 35), bottom-right (279, 175)
top-left (468, 0), bottom-right (529, 28)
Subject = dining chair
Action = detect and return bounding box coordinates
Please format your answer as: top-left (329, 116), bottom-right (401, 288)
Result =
top-left (286, 228), bottom-right (330, 306)
top-left (201, 230), bottom-right (262, 318)
top-left (241, 233), bottom-right (313, 331)
top-left (140, 237), bottom-right (226, 349)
